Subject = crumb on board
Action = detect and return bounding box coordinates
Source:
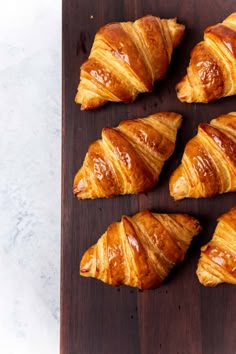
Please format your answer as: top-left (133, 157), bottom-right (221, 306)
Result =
top-left (90, 15), bottom-right (94, 19)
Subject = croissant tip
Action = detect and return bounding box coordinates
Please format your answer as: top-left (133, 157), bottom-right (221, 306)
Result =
top-left (73, 187), bottom-right (80, 199)
top-left (196, 267), bottom-right (219, 287)
top-left (169, 173), bottom-right (189, 201)
top-left (73, 175), bottom-right (86, 199)
top-left (80, 245), bottom-right (97, 278)
top-left (167, 18), bottom-right (185, 49)
top-left (176, 78), bottom-right (191, 103)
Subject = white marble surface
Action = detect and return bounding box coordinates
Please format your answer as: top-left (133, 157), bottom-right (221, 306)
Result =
top-left (0, 1), bottom-right (61, 353)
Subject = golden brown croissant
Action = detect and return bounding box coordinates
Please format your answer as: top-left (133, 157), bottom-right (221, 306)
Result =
top-left (197, 206), bottom-right (236, 286)
top-left (80, 210), bottom-right (201, 289)
top-left (176, 13), bottom-right (236, 103)
top-left (169, 112), bottom-right (236, 200)
top-left (74, 112), bottom-right (182, 199)
top-left (75, 15), bottom-right (185, 110)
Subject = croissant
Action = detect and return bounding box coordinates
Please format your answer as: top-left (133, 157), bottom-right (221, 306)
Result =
top-left (75, 15), bottom-right (185, 110)
top-left (176, 13), bottom-right (236, 103)
top-left (80, 210), bottom-right (201, 289)
top-left (74, 112), bottom-right (182, 199)
top-left (197, 206), bottom-right (236, 286)
top-left (169, 112), bottom-right (236, 200)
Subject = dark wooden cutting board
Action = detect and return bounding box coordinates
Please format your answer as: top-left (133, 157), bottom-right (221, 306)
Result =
top-left (61, 1), bottom-right (236, 353)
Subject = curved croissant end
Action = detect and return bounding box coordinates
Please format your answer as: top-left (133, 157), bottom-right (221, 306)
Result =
top-left (75, 15), bottom-right (185, 110)
top-left (176, 13), bottom-right (236, 103)
top-left (80, 210), bottom-right (202, 289)
top-left (74, 112), bottom-right (182, 199)
top-left (197, 206), bottom-right (236, 286)
top-left (169, 112), bottom-right (236, 200)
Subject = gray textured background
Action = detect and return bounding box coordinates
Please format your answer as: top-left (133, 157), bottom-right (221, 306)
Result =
top-left (0, 1), bottom-right (61, 352)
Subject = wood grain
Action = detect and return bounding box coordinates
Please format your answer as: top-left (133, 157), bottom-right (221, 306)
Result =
top-left (61, 1), bottom-right (236, 353)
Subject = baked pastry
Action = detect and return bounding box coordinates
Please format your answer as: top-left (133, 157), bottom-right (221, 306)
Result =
top-left (75, 15), bottom-right (185, 110)
top-left (169, 112), bottom-right (236, 200)
top-left (80, 210), bottom-right (201, 289)
top-left (176, 13), bottom-right (236, 103)
top-left (197, 206), bottom-right (236, 286)
top-left (74, 112), bottom-right (182, 199)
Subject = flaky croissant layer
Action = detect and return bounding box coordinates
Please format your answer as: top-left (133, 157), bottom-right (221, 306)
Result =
top-left (176, 13), bottom-right (236, 103)
top-left (197, 206), bottom-right (236, 286)
top-left (80, 210), bottom-right (202, 289)
top-left (74, 112), bottom-right (182, 199)
top-left (169, 112), bottom-right (236, 200)
top-left (75, 15), bottom-right (185, 110)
